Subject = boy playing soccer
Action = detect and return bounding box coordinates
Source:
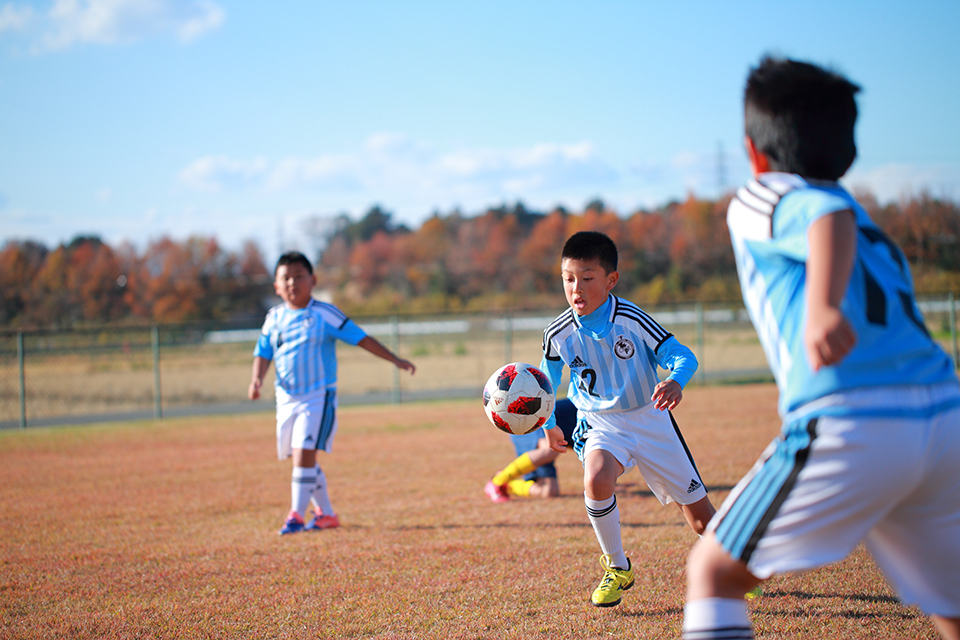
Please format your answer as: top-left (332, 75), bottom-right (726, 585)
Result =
top-left (484, 398), bottom-right (578, 502)
top-left (541, 231), bottom-right (716, 607)
top-left (249, 251), bottom-right (416, 535)
top-left (682, 57), bottom-right (960, 640)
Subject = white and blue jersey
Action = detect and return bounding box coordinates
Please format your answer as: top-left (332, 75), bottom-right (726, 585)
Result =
top-left (254, 299), bottom-right (366, 397)
top-left (728, 172), bottom-right (955, 417)
top-left (540, 294), bottom-right (698, 427)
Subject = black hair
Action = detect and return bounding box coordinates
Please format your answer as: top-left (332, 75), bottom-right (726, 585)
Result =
top-left (275, 251), bottom-right (313, 275)
top-left (744, 55), bottom-right (861, 180)
top-left (561, 231), bottom-right (618, 274)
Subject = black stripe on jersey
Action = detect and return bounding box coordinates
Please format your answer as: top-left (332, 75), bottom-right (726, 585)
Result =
top-left (748, 176), bottom-right (784, 207)
top-left (734, 183), bottom-right (775, 216)
top-left (311, 299), bottom-right (349, 329)
top-left (612, 297), bottom-right (669, 343)
top-left (543, 309), bottom-right (575, 361)
top-left (740, 418), bottom-right (818, 563)
top-left (735, 178), bottom-right (786, 239)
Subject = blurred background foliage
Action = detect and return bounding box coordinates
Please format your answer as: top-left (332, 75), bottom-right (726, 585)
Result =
top-left (3, 190), bottom-right (960, 329)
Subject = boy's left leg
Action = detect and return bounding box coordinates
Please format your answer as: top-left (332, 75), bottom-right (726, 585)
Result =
top-left (305, 464), bottom-right (340, 530)
top-left (683, 534), bottom-right (760, 639)
top-left (679, 495), bottom-right (716, 536)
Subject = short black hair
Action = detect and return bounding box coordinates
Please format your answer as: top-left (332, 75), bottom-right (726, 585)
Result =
top-left (744, 56), bottom-right (861, 181)
top-left (561, 231), bottom-right (618, 274)
top-left (275, 251), bottom-right (313, 275)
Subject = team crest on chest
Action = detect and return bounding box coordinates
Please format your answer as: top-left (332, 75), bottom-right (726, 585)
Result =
top-left (614, 335), bottom-right (635, 359)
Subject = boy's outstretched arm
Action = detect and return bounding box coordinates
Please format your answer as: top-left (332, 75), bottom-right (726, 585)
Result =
top-left (357, 335), bottom-right (416, 374)
top-left (805, 209), bottom-right (858, 371)
top-left (249, 356), bottom-right (271, 400)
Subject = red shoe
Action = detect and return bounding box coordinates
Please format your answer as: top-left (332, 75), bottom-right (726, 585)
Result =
top-left (305, 513), bottom-right (340, 531)
top-left (484, 480), bottom-right (509, 503)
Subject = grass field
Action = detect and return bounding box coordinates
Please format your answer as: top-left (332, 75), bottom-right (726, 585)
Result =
top-left (0, 384), bottom-right (941, 639)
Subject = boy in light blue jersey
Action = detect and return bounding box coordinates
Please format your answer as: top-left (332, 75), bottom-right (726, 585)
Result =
top-left (249, 252), bottom-right (416, 535)
top-left (541, 231), bottom-right (716, 608)
top-left (484, 398), bottom-right (578, 502)
top-left (683, 57), bottom-right (960, 640)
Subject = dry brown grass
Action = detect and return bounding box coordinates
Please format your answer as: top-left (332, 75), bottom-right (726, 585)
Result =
top-left (0, 384), bottom-right (940, 639)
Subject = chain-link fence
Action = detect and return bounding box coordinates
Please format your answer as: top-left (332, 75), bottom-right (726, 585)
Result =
top-left (3, 298), bottom-right (959, 429)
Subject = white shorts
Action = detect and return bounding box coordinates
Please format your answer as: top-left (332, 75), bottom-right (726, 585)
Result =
top-left (275, 387), bottom-right (338, 460)
top-left (709, 382), bottom-right (960, 618)
top-left (575, 403), bottom-right (708, 506)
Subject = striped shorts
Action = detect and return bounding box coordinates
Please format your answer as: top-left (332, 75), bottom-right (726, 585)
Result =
top-left (710, 382), bottom-right (960, 617)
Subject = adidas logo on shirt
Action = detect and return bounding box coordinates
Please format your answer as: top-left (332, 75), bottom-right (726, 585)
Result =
top-left (570, 355), bottom-right (587, 368)
top-left (687, 479), bottom-right (702, 494)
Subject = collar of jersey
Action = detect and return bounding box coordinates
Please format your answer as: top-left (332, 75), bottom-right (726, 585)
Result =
top-left (572, 295), bottom-right (613, 339)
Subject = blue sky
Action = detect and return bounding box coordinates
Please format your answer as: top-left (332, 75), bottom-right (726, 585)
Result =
top-left (2, 1), bottom-right (958, 262)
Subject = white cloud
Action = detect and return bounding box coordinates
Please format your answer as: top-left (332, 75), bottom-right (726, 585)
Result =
top-left (178, 155), bottom-right (268, 192)
top-left (178, 134), bottom-right (619, 204)
top-left (175, 0), bottom-right (222, 42)
top-left (0, 3), bottom-right (33, 32)
top-left (845, 163), bottom-right (960, 203)
top-left (35, 0), bottom-right (223, 51)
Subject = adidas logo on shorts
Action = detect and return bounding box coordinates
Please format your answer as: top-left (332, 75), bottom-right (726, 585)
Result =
top-left (687, 479), bottom-right (702, 494)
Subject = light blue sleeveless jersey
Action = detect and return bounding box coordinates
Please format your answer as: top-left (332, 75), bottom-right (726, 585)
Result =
top-left (254, 299), bottom-right (366, 396)
top-left (539, 295), bottom-right (698, 429)
top-left (728, 172), bottom-right (955, 416)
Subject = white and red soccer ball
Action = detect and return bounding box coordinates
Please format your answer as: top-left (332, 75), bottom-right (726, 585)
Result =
top-left (482, 362), bottom-right (555, 435)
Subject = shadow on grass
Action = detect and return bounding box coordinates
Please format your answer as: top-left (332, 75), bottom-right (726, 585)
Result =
top-left (621, 606), bottom-right (684, 619)
top-left (624, 484), bottom-right (737, 498)
top-left (759, 590), bottom-right (918, 620)
top-left (353, 520), bottom-right (684, 532)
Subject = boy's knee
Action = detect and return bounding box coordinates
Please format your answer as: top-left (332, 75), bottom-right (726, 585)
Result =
top-left (583, 474), bottom-right (615, 500)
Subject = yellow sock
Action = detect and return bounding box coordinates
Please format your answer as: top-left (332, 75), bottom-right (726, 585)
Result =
top-left (507, 479), bottom-right (534, 497)
top-left (492, 452), bottom-right (536, 485)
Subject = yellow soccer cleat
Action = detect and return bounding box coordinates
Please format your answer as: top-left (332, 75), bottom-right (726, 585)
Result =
top-left (591, 554), bottom-right (635, 607)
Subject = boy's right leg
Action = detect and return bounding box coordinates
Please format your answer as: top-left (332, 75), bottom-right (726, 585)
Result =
top-left (280, 448), bottom-right (317, 535)
top-left (583, 449), bottom-right (633, 607)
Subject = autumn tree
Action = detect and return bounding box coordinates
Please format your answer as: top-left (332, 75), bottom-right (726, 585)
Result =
top-left (0, 241), bottom-right (48, 327)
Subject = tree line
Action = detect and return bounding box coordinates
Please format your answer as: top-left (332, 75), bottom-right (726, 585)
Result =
top-left (3, 191), bottom-right (960, 329)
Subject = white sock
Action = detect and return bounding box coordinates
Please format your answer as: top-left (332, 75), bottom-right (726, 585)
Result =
top-left (311, 465), bottom-right (335, 516)
top-left (584, 494), bottom-right (628, 569)
top-left (291, 466), bottom-right (317, 517)
top-left (683, 597), bottom-right (753, 639)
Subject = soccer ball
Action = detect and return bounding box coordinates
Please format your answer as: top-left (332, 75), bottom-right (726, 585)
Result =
top-left (482, 362), bottom-right (555, 435)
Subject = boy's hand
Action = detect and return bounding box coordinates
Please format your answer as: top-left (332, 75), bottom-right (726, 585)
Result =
top-left (651, 379), bottom-right (682, 411)
top-left (396, 358), bottom-right (416, 375)
top-left (546, 425), bottom-right (567, 453)
top-left (805, 305), bottom-right (857, 371)
top-left (248, 379), bottom-right (261, 400)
